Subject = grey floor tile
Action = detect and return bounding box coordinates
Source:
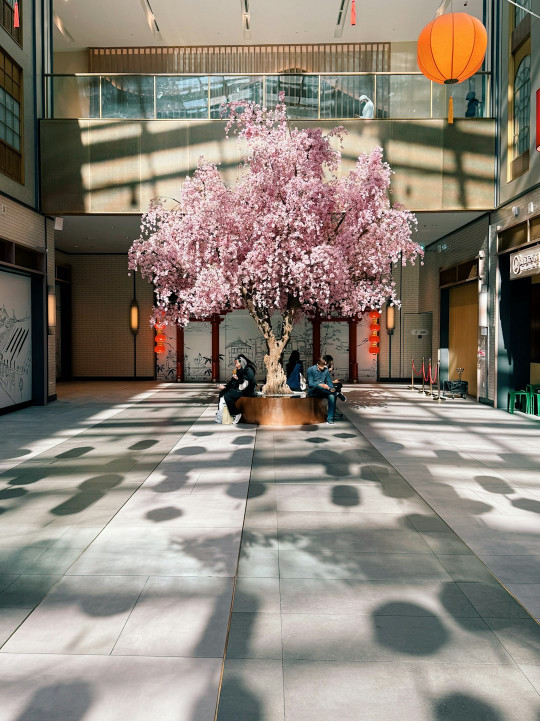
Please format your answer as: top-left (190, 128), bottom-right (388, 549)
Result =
top-left (217, 659), bottom-right (284, 721)
top-left (227, 612), bottom-right (282, 659)
top-left (277, 528), bottom-right (431, 554)
top-left (234, 577), bottom-right (281, 613)
top-left (504, 583), bottom-right (540, 619)
top-left (419, 531), bottom-right (475, 555)
top-left (1, 575), bottom-right (148, 655)
top-left (0, 548), bottom-right (47, 574)
top-left (484, 617), bottom-right (540, 664)
top-left (436, 555), bottom-right (499, 583)
top-left (457, 582), bottom-right (532, 619)
top-left (0, 608), bottom-right (31, 645)
top-left (238, 549), bottom-right (279, 578)
top-left (278, 550), bottom-right (451, 581)
top-left (281, 613), bottom-right (512, 664)
top-left (0, 574), bottom-right (62, 609)
top-left (113, 576), bottom-right (234, 657)
top-left (277, 511), bottom-right (413, 531)
top-left (283, 661), bottom-right (540, 721)
top-left (480, 555), bottom-right (540, 584)
top-left (0, 654), bottom-right (221, 721)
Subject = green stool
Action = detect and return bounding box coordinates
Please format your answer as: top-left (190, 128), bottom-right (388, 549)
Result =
top-left (507, 391), bottom-right (530, 414)
top-left (526, 384), bottom-right (540, 415)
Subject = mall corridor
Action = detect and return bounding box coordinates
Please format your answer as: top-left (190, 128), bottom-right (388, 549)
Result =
top-left (0, 382), bottom-right (539, 721)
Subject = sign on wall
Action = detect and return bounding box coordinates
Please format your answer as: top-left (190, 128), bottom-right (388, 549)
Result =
top-left (510, 245), bottom-right (540, 280)
top-left (0, 271), bottom-right (32, 410)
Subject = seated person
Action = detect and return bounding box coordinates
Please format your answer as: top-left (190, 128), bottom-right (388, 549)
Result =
top-left (215, 369), bottom-right (240, 423)
top-left (217, 354), bottom-right (256, 425)
top-left (285, 350), bottom-right (304, 391)
top-left (323, 354), bottom-right (347, 416)
top-left (307, 357), bottom-right (338, 424)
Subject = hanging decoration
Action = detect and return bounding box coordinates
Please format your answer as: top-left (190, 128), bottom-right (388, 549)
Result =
top-left (417, 12), bottom-right (487, 124)
top-left (154, 318), bottom-right (166, 354)
top-left (368, 310), bottom-right (381, 355)
top-left (351, 0), bottom-right (356, 26)
top-left (13, 0), bottom-right (19, 28)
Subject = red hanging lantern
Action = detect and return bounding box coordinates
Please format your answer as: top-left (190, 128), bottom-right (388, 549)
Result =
top-left (350, 0), bottom-right (356, 26)
top-left (13, 0), bottom-right (19, 28)
top-left (154, 344), bottom-right (165, 354)
top-left (369, 334), bottom-right (380, 344)
top-left (368, 310), bottom-right (381, 320)
top-left (369, 322), bottom-right (381, 332)
top-left (155, 333), bottom-right (166, 343)
top-left (368, 346), bottom-right (380, 355)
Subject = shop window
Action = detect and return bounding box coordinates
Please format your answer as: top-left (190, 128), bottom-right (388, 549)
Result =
top-left (0, 47), bottom-right (23, 183)
top-left (1, 0), bottom-right (22, 45)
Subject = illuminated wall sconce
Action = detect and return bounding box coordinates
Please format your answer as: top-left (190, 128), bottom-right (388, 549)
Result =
top-left (47, 285), bottom-right (56, 335)
top-left (386, 304), bottom-right (395, 336)
top-left (129, 299), bottom-right (139, 335)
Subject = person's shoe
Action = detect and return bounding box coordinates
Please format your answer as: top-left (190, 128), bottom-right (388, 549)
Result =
top-left (327, 419), bottom-right (335, 425)
top-left (337, 393), bottom-right (347, 402)
top-left (214, 414), bottom-right (222, 424)
top-left (233, 414), bottom-right (242, 424)
top-left (334, 410), bottom-right (344, 417)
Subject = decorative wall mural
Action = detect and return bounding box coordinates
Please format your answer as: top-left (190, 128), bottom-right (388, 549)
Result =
top-left (184, 322), bottom-right (212, 381)
top-left (156, 323), bottom-right (176, 381)
top-left (0, 272), bottom-right (32, 409)
top-left (321, 322), bottom-right (349, 379)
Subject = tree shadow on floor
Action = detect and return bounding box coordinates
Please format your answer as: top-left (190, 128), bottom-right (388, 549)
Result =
top-left (433, 692), bottom-right (504, 721)
top-left (15, 681), bottom-right (93, 721)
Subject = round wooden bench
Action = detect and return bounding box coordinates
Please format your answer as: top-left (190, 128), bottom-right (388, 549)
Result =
top-left (236, 396), bottom-right (327, 426)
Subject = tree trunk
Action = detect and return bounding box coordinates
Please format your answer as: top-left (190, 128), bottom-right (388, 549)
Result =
top-left (262, 335), bottom-right (292, 395)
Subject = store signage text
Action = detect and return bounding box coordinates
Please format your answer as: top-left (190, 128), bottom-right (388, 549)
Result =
top-left (510, 246), bottom-right (540, 280)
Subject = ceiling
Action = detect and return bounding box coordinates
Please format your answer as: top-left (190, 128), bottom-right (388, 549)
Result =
top-left (54, 211), bottom-right (486, 255)
top-left (53, 0), bottom-right (482, 52)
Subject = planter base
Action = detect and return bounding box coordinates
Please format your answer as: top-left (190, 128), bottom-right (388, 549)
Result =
top-left (236, 396), bottom-right (327, 426)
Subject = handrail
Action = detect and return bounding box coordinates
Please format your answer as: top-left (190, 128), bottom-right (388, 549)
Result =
top-left (44, 71), bottom-right (492, 78)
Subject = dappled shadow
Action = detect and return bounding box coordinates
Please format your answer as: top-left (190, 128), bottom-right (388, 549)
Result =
top-left (305, 437), bottom-right (329, 444)
top-left (215, 675), bottom-right (263, 721)
top-left (0, 487), bottom-right (27, 499)
top-left (146, 506), bottom-right (183, 522)
top-left (434, 693), bottom-right (504, 721)
top-left (475, 475), bottom-right (513, 494)
top-left (331, 485), bottom-right (360, 507)
top-left (128, 439), bottom-right (159, 451)
top-left (232, 436), bottom-right (252, 445)
top-left (55, 446), bottom-right (94, 460)
top-left (15, 682), bottom-right (93, 721)
top-left (345, 388), bottom-right (389, 409)
top-left (511, 497), bottom-right (540, 514)
top-left (372, 602), bottom-right (448, 655)
top-left (50, 474), bottom-right (123, 516)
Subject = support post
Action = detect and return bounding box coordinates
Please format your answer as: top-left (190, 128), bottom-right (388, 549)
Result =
top-left (312, 315), bottom-right (321, 365)
top-left (211, 314), bottom-right (220, 382)
top-left (176, 325), bottom-right (185, 382)
top-left (348, 319), bottom-right (358, 383)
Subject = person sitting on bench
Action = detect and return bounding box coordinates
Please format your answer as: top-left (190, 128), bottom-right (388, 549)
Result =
top-left (307, 357), bottom-right (339, 425)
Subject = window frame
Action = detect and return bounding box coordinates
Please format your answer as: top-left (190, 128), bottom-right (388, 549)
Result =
top-left (1, 0), bottom-right (22, 47)
top-left (0, 46), bottom-right (23, 183)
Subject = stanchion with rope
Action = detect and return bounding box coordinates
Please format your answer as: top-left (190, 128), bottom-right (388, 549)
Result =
top-left (432, 360), bottom-right (446, 402)
top-left (408, 357), bottom-right (423, 390)
top-left (418, 357), bottom-right (426, 394)
top-left (427, 358), bottom-right (434, 396)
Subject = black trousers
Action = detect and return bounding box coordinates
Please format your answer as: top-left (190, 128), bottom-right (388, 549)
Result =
top-left (224, 389), bottom-right (247, 416)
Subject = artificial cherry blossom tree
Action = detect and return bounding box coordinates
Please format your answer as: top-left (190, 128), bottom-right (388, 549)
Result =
top-left (129, 99), bottom-right (422, 394)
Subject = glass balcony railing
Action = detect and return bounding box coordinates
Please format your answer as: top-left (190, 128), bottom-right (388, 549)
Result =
top-left (45, 72), bottom-right (491, 122)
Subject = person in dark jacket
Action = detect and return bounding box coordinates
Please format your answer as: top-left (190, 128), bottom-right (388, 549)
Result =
top-left (223, 354), bottom-right (256, 424)
top-left (285, 350), bottom-right (304, 391)
top-left (323, 354), bottom-right (347, 417)
top-left (307, 357), bottom-right (338, 424)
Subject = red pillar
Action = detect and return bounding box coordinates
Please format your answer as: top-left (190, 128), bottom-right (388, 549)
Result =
top-left (211, 314), bottom-right (220, 382)
top-left (312, 315), bottom-right (321, 365)
top-left (176, 326), bottom-right (184, 382)
top-left (348, 319), bottom-right (358, 383)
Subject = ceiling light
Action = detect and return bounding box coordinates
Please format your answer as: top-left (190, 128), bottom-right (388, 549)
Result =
top-left (139, 0), bottom-right (163, 41)
top-left (53, 13), bottom-right (75, 42)
top-left (334, 0), bottom-right (351, 38)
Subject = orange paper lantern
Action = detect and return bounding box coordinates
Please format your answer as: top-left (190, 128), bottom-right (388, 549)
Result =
top-left (154, 344), bottom-right (165, 354)
top-left (368, 346), bottom-right (380, 355)
top-left (368, 310), bottom-right (381, 320)
top-left (369, 334), bottom-right (380, 344)
top-left (155, 333), bottom-right (166, 343)
top-left (369, 323), bottom-right (381, 332)
top-left (417, 13), bottom-right (487, 86)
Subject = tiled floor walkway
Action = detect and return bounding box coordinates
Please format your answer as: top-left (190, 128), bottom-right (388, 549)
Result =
top-left (0, 382), bottom-right (540, 720)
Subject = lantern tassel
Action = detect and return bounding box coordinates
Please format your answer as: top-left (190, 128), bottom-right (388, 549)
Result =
top-left (448, 96), bottom-right (454, 124)
top-left (351, 0), bottom-right (356, 26)
top-left (13, 0), bottom-right (19, 28)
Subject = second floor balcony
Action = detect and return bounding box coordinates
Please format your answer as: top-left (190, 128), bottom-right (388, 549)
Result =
top-left (46, 72), bottom-right (491, 121)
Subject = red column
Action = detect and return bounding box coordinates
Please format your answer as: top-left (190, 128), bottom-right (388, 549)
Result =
top-left (176, 325), bottom-right (185, 382)
top-left (348, 319), bottom-right (358, 383)
top-left (312, 315), bottom-right (321, 365)
top-left (211, 314), bottom-right (220, 382)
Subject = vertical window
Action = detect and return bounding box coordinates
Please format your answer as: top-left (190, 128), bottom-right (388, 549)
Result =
top-left (1, 0), bottom-right (22, 45)
top-left (514, 0), bottom-right (530, 27)
top-left (513, 54), bottom-right (530, 158)
top-left (0, 47), bottom-right (23, 182)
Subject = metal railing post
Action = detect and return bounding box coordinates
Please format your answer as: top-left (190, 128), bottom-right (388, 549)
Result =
top-left (419, 357), bottom-right (425, 394)
top-left (99, 76), bottom-right (103, 119)
top-left (153, 76), bottom-right (157, 119)
top-left (408, 357), bottom-right (414, 390)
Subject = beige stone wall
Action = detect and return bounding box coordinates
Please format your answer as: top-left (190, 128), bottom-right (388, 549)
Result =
top-left (69, 255), bottom-right (154, 378)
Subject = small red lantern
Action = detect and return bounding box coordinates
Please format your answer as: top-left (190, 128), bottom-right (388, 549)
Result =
top-left (155, 333), bottom-right (166, 343)
top-left (369, 322), bottom-right (381, 332)
top-left (369, 334), bottom-right (379, 344)
top-left (154, 344), bottom-right (165, 354)
top-left (368, 346), bottom-right (380, 355)
top-left (351, 0), bottom-right (356, 26)
top-left (368, 310), bottom-right (381, 320)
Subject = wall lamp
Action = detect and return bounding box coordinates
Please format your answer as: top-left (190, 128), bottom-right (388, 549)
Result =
top-left (130, 299), bottom-right (139, 335)
top-left (386, 303), bottom-right (395, 336)
top-left (47, 285), bottom-right (56, 335)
